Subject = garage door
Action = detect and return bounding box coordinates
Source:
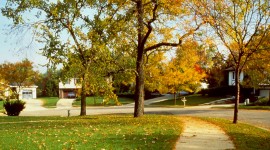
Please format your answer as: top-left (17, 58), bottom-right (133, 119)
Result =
top-left (22, 90), bottom-right (33, 99)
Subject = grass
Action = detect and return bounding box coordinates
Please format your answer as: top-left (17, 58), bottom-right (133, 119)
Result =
top-left (0, 100), bottom-right (3, 111)
top-left (213, 105), bottom-right (270, 110)
top-left (73, 96), bottom-right (134, 107)
top-left (239, 105), bottom-right (270, 110)
top-left (151, 94), bottom-right (226, 106)
top-left (200, 117), bottom-right (270, 150)
top-left (37, 97), bottom-right (59, 108)
top-left (0, 114), bottom-right (182, 149)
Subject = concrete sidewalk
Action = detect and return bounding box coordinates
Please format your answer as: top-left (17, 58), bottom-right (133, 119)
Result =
top-left (176, 117), bottom-right (235, 150)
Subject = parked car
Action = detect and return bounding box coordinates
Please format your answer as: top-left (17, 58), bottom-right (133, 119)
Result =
top-left (67, 92), bottom-right (76, 98)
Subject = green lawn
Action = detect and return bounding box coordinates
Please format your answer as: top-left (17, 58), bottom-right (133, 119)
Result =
top-left (213, 105), bottom-right (270, 110)
top-left (0, 115), bottom-right (182, 149)
top-left (239, 105), bottom-right (270, 110)
top-left (37, 97), bottom-right (59, 108)
top-left (201, 117), bottom-right (270, 150)
top-left (151, 95), bottom-right (226, 106)
top-left (0, 100), bottom-right (3, 111)
top-left (73, 96), bottom-right (134, 107)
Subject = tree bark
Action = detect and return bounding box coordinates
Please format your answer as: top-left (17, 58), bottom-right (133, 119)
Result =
top-left (174, 91), bottom-right (176, 105)
top-left (268, 91), bottom-right (270, 106)
top-left (80, 75), bottom-right (87, 116)
top-left (134, 54), bottom-right (145, 117)
top-left (134, 0), bottom-right (145, 117)
top-left (233, 67), bottom-right (240, 124)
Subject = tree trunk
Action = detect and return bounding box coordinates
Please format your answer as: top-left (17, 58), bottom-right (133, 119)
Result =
top-left (80, 75), bottom-right (87, 116)
top-left (268, 91), bottom-right (270, 106)
top-left (134, 0), bottom-right (145, 117)
top-left (233, 67), bottom-right (240, 124)
top-left (174, 92), bottom-right (176, 105)
top-left (134, 58), bottom-right (145, 117)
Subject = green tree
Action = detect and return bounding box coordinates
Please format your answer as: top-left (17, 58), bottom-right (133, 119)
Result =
top-left (36, 68), bottom-right (60, 97)
top-left (2, 0), bottom-right (127, 115)
top-left (194, 0), bottom-right (270, 123)
top-left (2, 0), bottom-right (204, 117)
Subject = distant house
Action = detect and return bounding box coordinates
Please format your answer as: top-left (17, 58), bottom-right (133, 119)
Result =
top-left (4, 84), bottom-right (38, 99)
top-left (226, 67), bottom-right (270, 98)
top-left (226, 67), bottom-right (244, 86)
top-left (59, 78), bottom-right (81, 99)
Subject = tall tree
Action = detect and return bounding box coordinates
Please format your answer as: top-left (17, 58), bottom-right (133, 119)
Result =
top-left (109, 0), bottom-right (204, 117)
top-left (2, 0), bottom-right (127, 115)
top-left (2, 0), bottom-right (204, 117)
top-left (194, 0), bottom-right (270, 123)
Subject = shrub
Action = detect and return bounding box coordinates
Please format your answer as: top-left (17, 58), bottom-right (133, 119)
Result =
top-left (202, 86), bottom-right (254, 102)
top-left (201, 86), bottom-right (235, 97)
top-left (75, 96), bottom-right (81, 101)
top-left (3, 100), bottom-right (26, 116)
top-left (253, 97), bottom-right (269, 106)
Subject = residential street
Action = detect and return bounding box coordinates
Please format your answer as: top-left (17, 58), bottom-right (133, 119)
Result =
top-left (19, 105), bottom-right (270, 131)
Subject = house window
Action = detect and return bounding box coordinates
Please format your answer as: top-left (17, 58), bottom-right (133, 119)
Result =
top-left (232, 71), bottom-right (235, 80)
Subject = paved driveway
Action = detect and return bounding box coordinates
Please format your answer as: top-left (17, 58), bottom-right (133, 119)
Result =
top-left (22, 99), bottom-right (48, 111)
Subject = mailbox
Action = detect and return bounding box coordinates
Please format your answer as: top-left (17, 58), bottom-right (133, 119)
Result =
top-left (181, 97), bottom-right (187, 107)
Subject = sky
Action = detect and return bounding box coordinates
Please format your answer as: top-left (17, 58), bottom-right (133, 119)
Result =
top-left (0, 0), bottom-right (229, 74)
top-left (0, 1), bottom-right (48, 73)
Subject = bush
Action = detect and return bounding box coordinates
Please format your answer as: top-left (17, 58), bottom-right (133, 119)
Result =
top-left (3, 100), bottom-right (26, 116)
top-left (253, 97), bottom-right (269, 106)
top-left (201, 86), bottom-right (254, 102)
top-left (75, 96), bottom-right (81, 101)
top-left (201, 86), bottom-right (235, 97)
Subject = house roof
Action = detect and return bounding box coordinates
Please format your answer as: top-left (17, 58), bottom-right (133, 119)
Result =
top-left (9, 85), bottom-right (38, 88)
top-left (224, 67), bottom-right (235, 71)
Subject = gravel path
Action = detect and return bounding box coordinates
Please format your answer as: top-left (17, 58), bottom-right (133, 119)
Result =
top-left (176, 117), bottom-right (235, 150)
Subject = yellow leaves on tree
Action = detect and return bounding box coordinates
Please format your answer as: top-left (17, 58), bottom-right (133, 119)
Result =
top-left (162, 39), bottom-right (206, 93)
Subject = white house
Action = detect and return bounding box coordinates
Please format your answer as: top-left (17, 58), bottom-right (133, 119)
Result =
top-left (227, 67), bottom-right (270, 98)
top-left (258, 85), bottom-right (270, 98)
top-left (226, 67), bottom-right (244, 86)
top-left (59, 78), bottom-right (81, 99)
top-left (5, 85), bottom-right (38, 99)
